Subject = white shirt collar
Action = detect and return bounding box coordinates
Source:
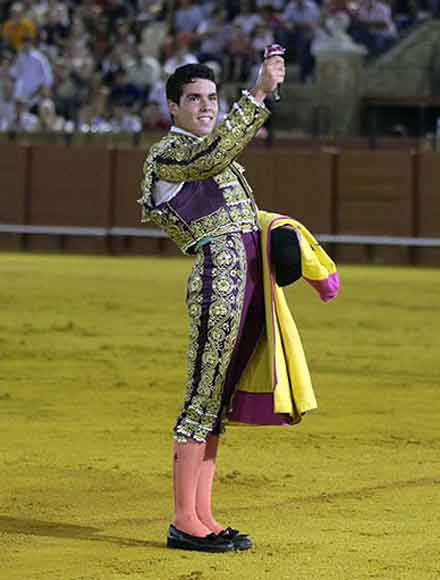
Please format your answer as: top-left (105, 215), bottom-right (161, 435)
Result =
top-left (170, 126), bottom-right (204, 141)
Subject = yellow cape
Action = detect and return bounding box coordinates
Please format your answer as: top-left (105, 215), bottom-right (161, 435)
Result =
top-left (229, 210), bottom-right (338, 426)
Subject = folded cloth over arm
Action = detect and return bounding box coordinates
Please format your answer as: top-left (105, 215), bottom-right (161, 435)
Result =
top-left (267, 213), bottom-right (339, 301)
top-left (228, 210), bottom-right (339, 427)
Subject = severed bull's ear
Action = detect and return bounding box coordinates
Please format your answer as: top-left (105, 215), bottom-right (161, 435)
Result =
top-left (270, 227), bottom-right (302, 287)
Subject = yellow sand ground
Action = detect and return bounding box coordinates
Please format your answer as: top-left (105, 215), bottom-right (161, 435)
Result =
top-left (0, 253), bottom-right (439, 580)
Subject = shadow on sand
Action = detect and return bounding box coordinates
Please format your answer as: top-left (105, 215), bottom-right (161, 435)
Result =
top-left (0, 516), bottom-right (165, 549)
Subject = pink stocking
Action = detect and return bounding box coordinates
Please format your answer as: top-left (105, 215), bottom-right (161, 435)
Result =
top-left (195, 435), bottom-right (225, 534)
top-left (172, 440), bottom-right (212, 537)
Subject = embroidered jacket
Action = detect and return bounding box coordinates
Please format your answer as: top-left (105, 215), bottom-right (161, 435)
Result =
top-left (137, 91), bottom-right (270, 254)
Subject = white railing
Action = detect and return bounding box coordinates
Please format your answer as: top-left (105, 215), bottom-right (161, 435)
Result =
top-left (1, 223), bottom-right (440, 247)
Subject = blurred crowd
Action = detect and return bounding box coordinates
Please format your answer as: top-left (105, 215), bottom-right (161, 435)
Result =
top-left (0, 0), bottom-right (438, 134)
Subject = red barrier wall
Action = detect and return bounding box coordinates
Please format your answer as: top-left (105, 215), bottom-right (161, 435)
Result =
top-left (0, 144), bottom-right (29, 250)
top-left (418, 152), bottom-right (440, 236)
top-left (29, 145), bottom-right (112, 226)
top-left (417, 152), bottom-right (440, 265)
top-left (337, 151), bottom-right (414, 235)
top-left (336, 151), bottom-right (415, 264)
top-left (0, 143), bottom-right (28, 222)
top-left (0, 143), bottom-right (439, 265)
top-left (26, 145), bottom-right (113, 252)
top-left (240, 148), bottom-right (334, 232)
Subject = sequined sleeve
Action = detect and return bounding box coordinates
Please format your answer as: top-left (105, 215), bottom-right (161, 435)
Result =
top-left (152, 91), bottom-right (270, 183)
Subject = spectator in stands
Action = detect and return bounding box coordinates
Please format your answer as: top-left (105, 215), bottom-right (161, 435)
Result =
top-left (100, 45), bottom-right (125, 86)
top-left (196, 8), bottom-right (231, 72)
top-left (147, 75), bottom-right (169, 120)
top-left (109, 69), bottom-right (140, 108)
top-left (225, 23), bottom-right (253, 82)
top-left (2, 2), bottom-right (37, 52)
top-left (159, 34), bottom-right (176, 63)
top-left (136, 0), bottom-right (166, 27)
top-left (233, 2), bottom-right (263, 36)
top-left (163, 35), bottom-right (198, 76)
top-left (203, 60), bottom-right (230, 122)
top-left (91, 17), bottom-right (112, 61)
top-left (64, 39), bottom-right (95, 102)
top-left (52, 56), bottom-right (82, 121)
top-left (39, 1), bottom-right (71, 56)
top-left (38, 95), bottom-right (65, 131)
top-left (255, 0), bottom-right (286, 9)
top-left (259, 3), bottom-right (285, 34)
top-left (0, 77), bottom-right (16, 132)
top-left (141, 100), bottom-right (171, 129)
top-left (391, 0), bottom-right (417, 32)
top-left (3, 0), bottom-right (413, 136)
top-left (173, 0), bottom-right (204, 36)
top-left (103, 0), bottom-right (135, 35)
top-left (48, 1), bottom-right (70, 25)
top-left (281, 0), bottom-right (321, 82)
top-left (37, 0), bottom-right (70, 30)
top-left (112, 19), bottom-right (137, 53)
top-left (251, 23), bottom-right (276, 58)
top-left (350, 0), bottom-right (397, 55)
top-left (12, 97), bottom-right (41, 131)
top-left (224, 0), bottom-right (242, 21)
top-left (321, 0), bottom-right (352, 18)
top-left (66, 14), bottom-right (90, 54)
top-left (19, 0), bottom-right (46, 26)
top-left (10, 35), bottom-right (53, 107)
top-left (0, 51), bottom-right (12, 96)
top-left (417, 0), bottom-right (438, 19)
top-left (109, 102), bottom-right (142, 133)
top-left (78, 81), bottom-right (111, 133)
top-left (125, 47), bottom-right (161, 102)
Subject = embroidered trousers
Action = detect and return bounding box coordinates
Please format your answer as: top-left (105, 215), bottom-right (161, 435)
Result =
top-left (173, 231), bottom-right (265, 443)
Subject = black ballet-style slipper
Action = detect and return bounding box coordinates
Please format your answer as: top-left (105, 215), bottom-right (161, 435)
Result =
top-left (218, 527), bottom-right (253, 551)
top-left (167, 524), bottom-right (235, 552)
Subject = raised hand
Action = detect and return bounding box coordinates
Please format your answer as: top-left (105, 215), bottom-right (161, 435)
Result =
top-left (251, 55), bottom-right (286, 103)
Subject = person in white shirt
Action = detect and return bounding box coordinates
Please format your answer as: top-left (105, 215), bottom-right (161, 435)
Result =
top-left (10, 36), bottom-right (53, 107)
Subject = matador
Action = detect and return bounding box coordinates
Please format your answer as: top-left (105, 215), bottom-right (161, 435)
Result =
top-left (138, 60), bottom-right (338, 553)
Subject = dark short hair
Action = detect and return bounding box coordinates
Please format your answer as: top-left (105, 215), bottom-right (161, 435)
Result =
top-left (166, 64), bottom-right (216, 104)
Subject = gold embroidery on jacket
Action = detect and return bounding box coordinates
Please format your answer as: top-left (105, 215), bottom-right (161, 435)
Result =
top-left (150, 201), bottom-right (259, 254)
top-left (137, 93), bottom-right (269, 214)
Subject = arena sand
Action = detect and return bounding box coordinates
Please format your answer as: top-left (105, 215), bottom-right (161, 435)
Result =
top-left (0, 253), bottom-right (439, 580)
